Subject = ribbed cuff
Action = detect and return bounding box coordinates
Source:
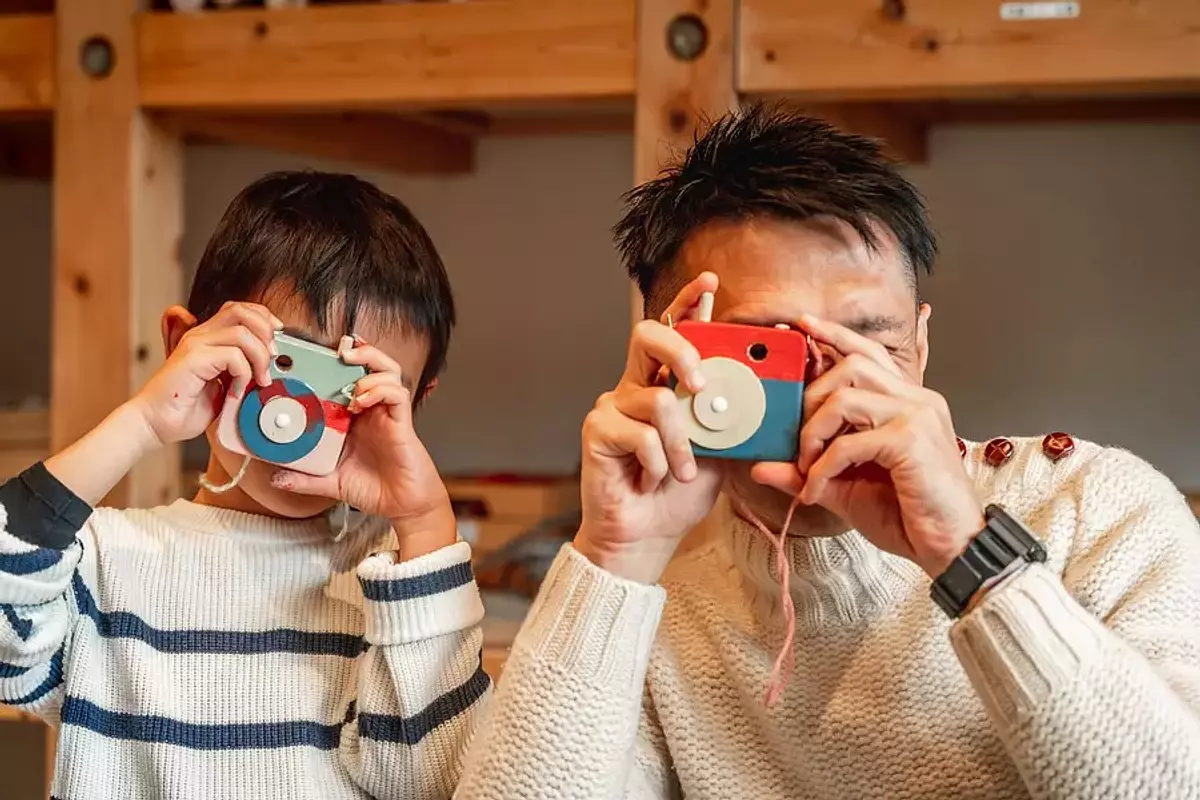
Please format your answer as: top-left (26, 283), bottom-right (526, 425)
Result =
top-left (516, 544), bottom-right (666, 694)
top-left (357, 541), bottom-right (484, 646)
top-left (0, 463), bottom-right (92, 550)
top-left (950, 563), bottom-right (1107, 728)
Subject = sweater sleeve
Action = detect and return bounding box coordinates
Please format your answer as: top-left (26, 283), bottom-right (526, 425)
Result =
top-left (0, 463), bottom-right (93, 723)
top-left (339, 540), bottom-right (491, 800)
top-left (949, 448), bottom-right (1200, 799)
top-left (456, 543), bottom-right (670, 800)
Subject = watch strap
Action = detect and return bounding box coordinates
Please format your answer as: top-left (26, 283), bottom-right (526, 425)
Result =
top-left (930, 504), bottom-right (1047, 619)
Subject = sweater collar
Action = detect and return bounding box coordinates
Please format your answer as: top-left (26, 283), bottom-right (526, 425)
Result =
top-left (721, 499), bottom-right (922, 629)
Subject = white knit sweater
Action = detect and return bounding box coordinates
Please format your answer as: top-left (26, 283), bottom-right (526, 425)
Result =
top-left (457, 437), bottom-right (1200, 799)
top-left (0, 467), bottom-right (489, 800)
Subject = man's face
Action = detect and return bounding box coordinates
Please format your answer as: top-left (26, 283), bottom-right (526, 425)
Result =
top-left (195, 293), bottom-right (431, 520)
top-left (673, 215), bottom-right (931, 535)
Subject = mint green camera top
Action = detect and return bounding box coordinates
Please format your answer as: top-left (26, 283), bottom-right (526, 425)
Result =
top-left (270, 332), bottom-right (366, 406)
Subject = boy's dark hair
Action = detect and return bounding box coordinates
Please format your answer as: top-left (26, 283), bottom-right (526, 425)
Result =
top-left (187, 171), bottom-right (454, 400)
top-left (614, 102), bottom-right (937, 316)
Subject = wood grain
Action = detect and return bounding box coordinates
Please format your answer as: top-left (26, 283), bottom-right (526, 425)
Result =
top-left (137, 1), bottom-right (635, 111)
top-left (741, 0), bottom-right (1200, 101)
top-left (0, 14), bottom-right (53, 113)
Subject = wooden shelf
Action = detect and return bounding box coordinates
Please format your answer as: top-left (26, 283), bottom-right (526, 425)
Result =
top-left (0, 13), bottom-right (52, 114)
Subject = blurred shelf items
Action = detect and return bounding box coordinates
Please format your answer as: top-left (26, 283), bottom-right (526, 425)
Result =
top-left (447, 474), bottom-right (580, 679)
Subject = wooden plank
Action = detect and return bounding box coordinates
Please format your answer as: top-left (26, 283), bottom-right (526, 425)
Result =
top-left (137, 1), bottom-right (636, 111)
top-left (632, 0), bottom-right (738, 323)
top-left (912, 95), bottom-right (1200, 125)
top-left (54, 0), bottom-right (184, 509)
top-left (802, 103), bottom-right (928, 163)
top-left (741, 0), bottom-right (1200, 101)
top-left (0, 14), bottom-right (53, 113)
top-left (158, 111), bottom-right (475, 175)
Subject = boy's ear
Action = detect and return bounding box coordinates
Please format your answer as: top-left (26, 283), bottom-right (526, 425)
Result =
top-left (161, 305), bottom-right (198, 357)
top-left (418, 377), bottom-right (438, 403)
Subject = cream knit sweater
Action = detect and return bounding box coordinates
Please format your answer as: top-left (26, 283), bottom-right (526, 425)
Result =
top-left (457, 437), bottom-right (1200, 799)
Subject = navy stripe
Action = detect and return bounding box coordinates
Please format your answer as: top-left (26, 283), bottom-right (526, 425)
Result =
top-left (6, 645), bottom-right (63, 706)
top-left (361, 561), bottom-right (473, 603)
top-left (0, 660), bottom-right (30, 678)
top-left (1, 605), bottom-right (31, 641)
top-left (72, 574), bottom-right (364, 658)
top-left (0, 546), bottom-right (63, 575)
top-left (358, 658), bottom-right (491, 746)
top-left (62, 696), bottom-right (344, 751)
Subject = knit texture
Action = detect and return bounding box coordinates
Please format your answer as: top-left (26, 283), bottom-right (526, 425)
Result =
top-left (0, 487), bottom-right (490, 800)
top-left (457, 437), bottom-right (1200, 799)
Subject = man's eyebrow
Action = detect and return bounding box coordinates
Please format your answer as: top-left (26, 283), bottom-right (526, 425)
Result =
top-left (842, 314), bottom-right (907, 336)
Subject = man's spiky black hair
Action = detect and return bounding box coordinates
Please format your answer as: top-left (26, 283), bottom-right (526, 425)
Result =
top-left (614, 102), bottom-right (937, 315)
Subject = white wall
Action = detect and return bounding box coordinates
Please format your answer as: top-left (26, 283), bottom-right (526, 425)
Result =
top-left (1, 122), bottom-right (1198, 487)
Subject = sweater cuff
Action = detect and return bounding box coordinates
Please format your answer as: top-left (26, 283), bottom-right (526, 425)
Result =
top-left (949, 562), bottom-right (1107, 728)
top-left (357, 541), bottom-right (484, 646)
top-left (515, 544), bottom-right (665, 694)
top-left (0, 463), bottom-right (92, 550)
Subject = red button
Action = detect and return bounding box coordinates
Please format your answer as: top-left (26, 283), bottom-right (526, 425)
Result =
top-left (956, 437), bottom-right (966, 458)
top-left (1042, 432), bottom-right (1075, 462)
top-left (984, 438), bottom-right (1014, 467)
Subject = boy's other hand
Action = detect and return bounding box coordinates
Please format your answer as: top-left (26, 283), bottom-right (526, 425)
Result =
top-left (269, 337), bottom-right (455, 561)
top-left (131, 302), bottom-right (282, 447)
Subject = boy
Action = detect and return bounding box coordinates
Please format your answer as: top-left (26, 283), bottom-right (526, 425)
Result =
top-left (0, 172), bottom-right (487, 799)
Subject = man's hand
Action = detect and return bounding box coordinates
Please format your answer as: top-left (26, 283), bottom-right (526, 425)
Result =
top-left (269, 337), bottom-right (454, 561)
top-left (130, 301), bottom-right (282, 447)
top-left (574, 272), bottom-right (725, 584)
top-left (751, 315), bottom-right (984, 578)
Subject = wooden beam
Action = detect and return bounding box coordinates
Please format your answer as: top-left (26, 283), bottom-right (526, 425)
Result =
top-left (801, 103), bottom-right (928, 163)
top-left (741, 0), bottom-right (1200, 101)
top-left (55, 0), bottom-right (184, 509)
top-left (633, 0), bottom-right (738, 322)
top-left (0, 14), bottom-right (53, 113)
top-left (137, 1), bottom-right (636, 111)
top-left (912, 95), bottom-right (1200, 125)
top-left (158, 111), bottom-right (475, 175)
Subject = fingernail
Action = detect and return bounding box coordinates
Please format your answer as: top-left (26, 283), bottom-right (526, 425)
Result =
top-left (338, 336), bottom-right (353, 358)
top-left (270, 472), bottom-right (289, 489)
top-left (269, 339), bottom-right (278, 356)
top-left (681, 462), bottom-right (697, 481)
top-left (690, 372), bottom-right (706, 391)
top-left (271, 316), bottom-right (285, 330)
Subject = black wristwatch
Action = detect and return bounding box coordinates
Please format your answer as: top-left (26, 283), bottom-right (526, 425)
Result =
top-left (930, 504), bottom-right (1047, 619)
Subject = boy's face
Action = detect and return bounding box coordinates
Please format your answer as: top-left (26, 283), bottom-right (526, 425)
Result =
top-left (167, 293), bottom-right (432, 521)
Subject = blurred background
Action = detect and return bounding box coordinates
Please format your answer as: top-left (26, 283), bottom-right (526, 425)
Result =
top-left (0, 1), bottom-right (1197, 794)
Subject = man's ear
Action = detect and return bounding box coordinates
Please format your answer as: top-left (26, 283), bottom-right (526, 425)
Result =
top-left (161, 305), bottom-right (197, 357)
top-left (916, 302), bottom-right (932, 380)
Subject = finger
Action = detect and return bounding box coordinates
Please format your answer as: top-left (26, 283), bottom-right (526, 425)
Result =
top-left (269, 469), bottom-right (339, 500)
top-left (658, 271), bottom-right (719, 326)
top-left (209, 302), bottom-right (284, 350)
top-left (749, 461), bottom-right (805, 496)
top-left (797, 315), bottom-right (902, 377)
top-left (338, 339), bottom-right (402, 376)
top-left (583, 404), bottom-right (670, 493)
top-left (799, 428), bottom-right (891, 505)
top-left (612, 386), bottom-right (697, 482)
top-left (798, 388), bottom-right (905, 475)
top-left (189, 345), bottom-right (254, 400)
top-left (622, 320), bottom-right (706, 393)
top-left (803, 352), bottom-right (912, 424)
top-left (351, 376), bottom-right (413, 424)
top-left (195, 325), bottom-right (274, 387)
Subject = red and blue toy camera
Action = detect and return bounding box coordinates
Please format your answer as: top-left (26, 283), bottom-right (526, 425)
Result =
top-left (673, 294), bottom-right (810, 463)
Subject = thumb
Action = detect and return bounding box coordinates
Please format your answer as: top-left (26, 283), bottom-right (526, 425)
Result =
top-left (270, 468), bottom-right (339, 499)
top-left (748, 461), bottom-right (805, 496)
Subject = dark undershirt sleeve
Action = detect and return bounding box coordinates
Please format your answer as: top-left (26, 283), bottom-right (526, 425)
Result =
top-left (0, 463), bottom-right (93, 550)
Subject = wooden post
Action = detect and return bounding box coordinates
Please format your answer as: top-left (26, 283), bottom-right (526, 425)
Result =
top-left (632, 0), bottom-right (738, 322)
top-left (633, 0), bottom-right (738, 555)
top-left (54, 0), bottom-right (183, 510)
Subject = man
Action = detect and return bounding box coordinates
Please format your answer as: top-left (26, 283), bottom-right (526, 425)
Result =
top-left (456, 105), bottom-right (1200, 799)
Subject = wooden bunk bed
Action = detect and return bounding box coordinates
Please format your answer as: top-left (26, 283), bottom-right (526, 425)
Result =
top-left (0, 0), bottom-right (1197, 790)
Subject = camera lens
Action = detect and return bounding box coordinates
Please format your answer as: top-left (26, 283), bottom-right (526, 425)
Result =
top-left (748, 343), bottom-right (768, 362)
top-left (275, 355), bottom-right (293, 371)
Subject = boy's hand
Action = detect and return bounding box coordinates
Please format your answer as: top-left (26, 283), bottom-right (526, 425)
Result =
top-left (269, 337), bottom-right (455, 561)
top-left (131, 302), bottom-right (282, 446)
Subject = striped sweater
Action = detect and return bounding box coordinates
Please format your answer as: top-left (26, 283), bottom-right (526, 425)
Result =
top-left (0, 464), bottom-right (490, 800)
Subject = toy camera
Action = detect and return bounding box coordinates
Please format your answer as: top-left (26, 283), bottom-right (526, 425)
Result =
top-left (673, 293), bottom-right (810, 463)
top-left (216, 332), bottom-right (366, 476)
